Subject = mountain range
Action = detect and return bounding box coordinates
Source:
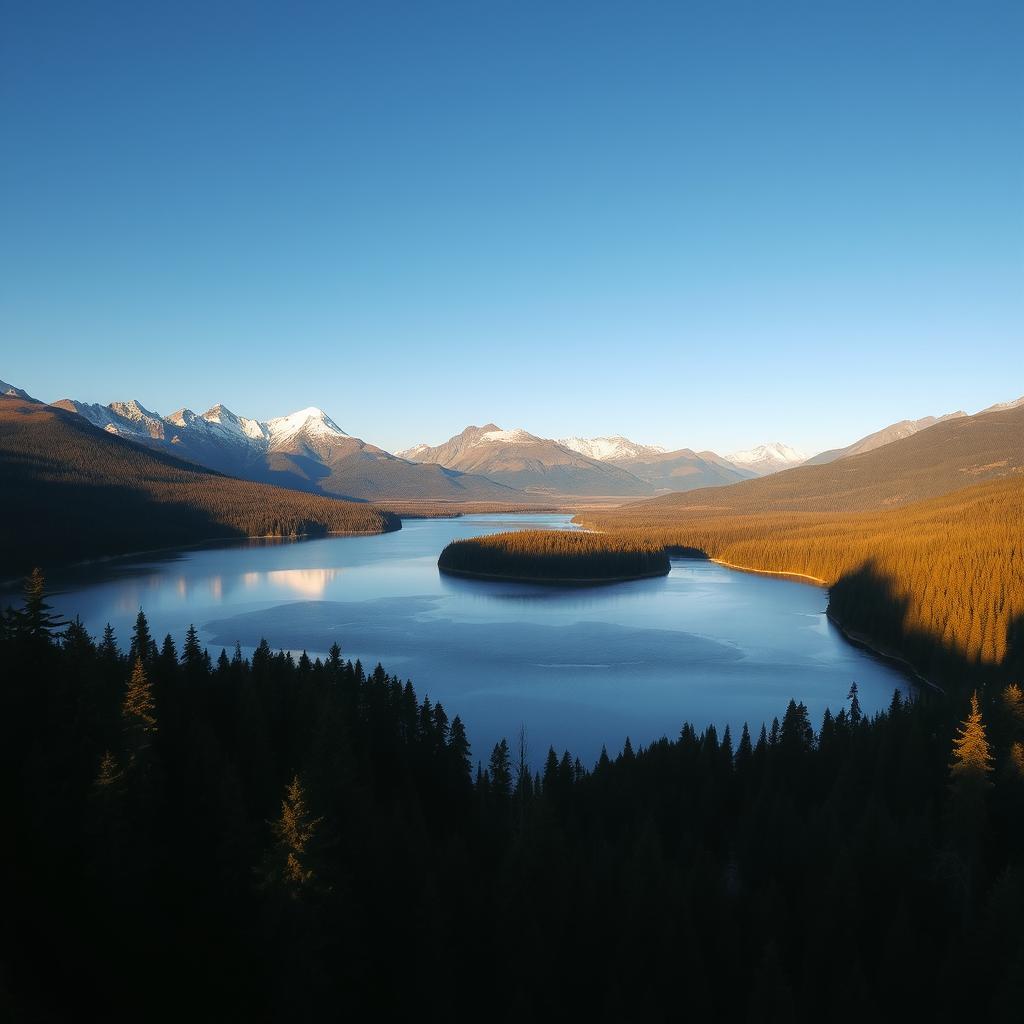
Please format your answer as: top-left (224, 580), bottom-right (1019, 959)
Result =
top-left (4, 377), bottom-right (1021, 503)
top-left (48, 398), bottom-right (520, 502)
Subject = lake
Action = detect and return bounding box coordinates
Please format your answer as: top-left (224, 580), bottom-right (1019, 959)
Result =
top-left (14, 513), bottom-right (911, 766)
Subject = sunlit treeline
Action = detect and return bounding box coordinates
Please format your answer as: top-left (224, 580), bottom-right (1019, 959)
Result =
top-left (582, 476), bottom-right (1024, 681)
top-left (438, 528), bottom-right (670, 580)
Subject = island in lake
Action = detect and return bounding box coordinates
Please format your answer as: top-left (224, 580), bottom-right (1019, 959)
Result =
top-left (437, 529), bottom-right (671, 583)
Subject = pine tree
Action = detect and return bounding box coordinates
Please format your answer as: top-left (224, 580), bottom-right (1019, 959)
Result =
top-left (489, 739), bottom-right (512, 800)
top-left (448, 716), bottom-right (471, 779)
top-left (181, 624), bottom-right (202, 667)
top-left (93, 750), bottom-right (123, 790)
top-left (122, 657), bottom-right (157, 754)
top-left (17, 568), bottom-right (65, 641)
top-left (129, 610), bottom-right (157, 664)
top-left (263, 774), bottom-right (325, 898)
top-left (949, 691), bottom-right (994, 788)
top-left (848, 682), bottom-right (862, 726)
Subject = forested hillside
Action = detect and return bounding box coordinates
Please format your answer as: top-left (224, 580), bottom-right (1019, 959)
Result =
top-left (582, 475), bottom-right (1024, 686)
top-left (631, 403), bottom-right (1024, 515)
top-left (0, 397), bottom-right (398, 576)
top-left (3, 582), bottom-right (1024, 1020)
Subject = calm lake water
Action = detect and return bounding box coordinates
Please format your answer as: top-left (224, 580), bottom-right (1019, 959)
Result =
top-left (17, 514), bottom-right (910, 766)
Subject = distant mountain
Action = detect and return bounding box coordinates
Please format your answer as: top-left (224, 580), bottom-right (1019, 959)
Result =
top-left (0, 396), bottom-right (398, 576)
top-left (980, 394), bottom-right (1024, 415)
top-left (806, 412), bottom-right (967, 466)
top-left (724, 442), bottom-right (806, 476)
top-left (555, 434), bottom-right (755, 491)
top-left (0, 379), bottom-right (34, 401)
top-left (558, 435), bottom-right (666, 462)
top-left (623, 403), bottom-right (1024, 516)
top-left (52, 399), bottom-right (521, 503)
top-left (617, 448), bottom-right (757, 490)
top-left (397, 425), bottom-right (654, 497)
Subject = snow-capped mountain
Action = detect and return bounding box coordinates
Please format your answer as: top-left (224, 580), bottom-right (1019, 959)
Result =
top-left (398, 424), bottom-right (655, 497)
top-left (724, 442), bottom-right (807, 476)
top-left (980, 395), bottom-right (1024, 415)
top-left (558, 435), bottom-right (666, 462)
top-left (1, 379), bottom-right (34, 401)
top-left (52, 399), bottom-right (519, 502)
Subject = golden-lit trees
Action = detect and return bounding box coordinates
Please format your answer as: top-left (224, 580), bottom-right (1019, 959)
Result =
top-left (582, 475), bottom-right (1024, 682)
top-left (264, 774), bottom-right (325, 898)
top-left (122, 657), bottom-right (157, 756)
top-left (949, 692), bottom-right (994, 789)
top-left (439, 529), bottom-right (670, 581)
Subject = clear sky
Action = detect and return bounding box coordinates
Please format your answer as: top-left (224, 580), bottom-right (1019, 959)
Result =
top-left (2, 0), bottom-right (1021, 456)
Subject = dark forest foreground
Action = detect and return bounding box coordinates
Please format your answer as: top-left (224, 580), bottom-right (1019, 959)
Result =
top-left (3, 575), bottom-right (1024, 1022)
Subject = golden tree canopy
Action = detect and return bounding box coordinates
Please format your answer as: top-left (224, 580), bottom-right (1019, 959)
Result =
top-left (949, 691), bottom-right (994, 785)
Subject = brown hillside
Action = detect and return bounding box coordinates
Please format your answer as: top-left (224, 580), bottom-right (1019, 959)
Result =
top-left (631, 404), bottom-right (1024, 515)
top-left (0, 397), bottom-right (398, 576)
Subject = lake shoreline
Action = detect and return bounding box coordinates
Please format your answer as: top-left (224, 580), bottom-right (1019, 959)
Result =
top-left (0, 523), bottom-right (401, 590)
top-left (438, 565), bottom-right (671, 586)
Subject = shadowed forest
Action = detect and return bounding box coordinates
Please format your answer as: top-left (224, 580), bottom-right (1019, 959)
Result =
top-left (4, 575), bottom-right (1024, 1021)
top-left (0, 399), bottom-right (398, 576)
top-left (582, 475), bottom-right (1024, 687)
top-left (438, 529), bottom-right (670, 581)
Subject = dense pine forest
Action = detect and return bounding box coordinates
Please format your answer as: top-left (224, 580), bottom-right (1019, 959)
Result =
top-left (0, 398), bottom-right (398, 576)
top-left (438, 529), bottom-right (670, 581)
top-left (582, 474), bottom-right (1024, 688)
top-left (4, 573), bottom-right (1024, 1021)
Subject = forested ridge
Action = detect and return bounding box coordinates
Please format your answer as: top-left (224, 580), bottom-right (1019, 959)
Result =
top-left (4, 577), bottom-right (1024, 1020)
top-left (629, 404), bottom-right (1024, 516)
top-left (0, 398), bottom-right (399, 576)
top-left (438, 529), bottom-right (670, 581)
top-left (581, 474), bottom-right (1024, 687)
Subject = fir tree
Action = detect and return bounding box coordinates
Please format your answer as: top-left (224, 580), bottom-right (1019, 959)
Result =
top-left (18, 568), bottom-right (65, 641)
top-left (263, 774), bottom-right (325, 898)
top-left (122, 657), bottom-right (157, 754)
top-left (949, 691), bottom-right (994, 789)
top-left (129, 610), bottom-right (157, 664)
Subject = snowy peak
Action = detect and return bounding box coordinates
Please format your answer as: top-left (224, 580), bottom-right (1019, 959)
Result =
top-left (981, 395), bottom-right (1024, 415)
top-left (265, 407), bottom-right (348, 448)
top-left (725, 442), bottom-right (806, 476)
top-left (1, 379), bottom-right (33, 400)
top-left (558, 435), bottom-right (666, 462)
top-left (478, 427), bottom-right (538, 444)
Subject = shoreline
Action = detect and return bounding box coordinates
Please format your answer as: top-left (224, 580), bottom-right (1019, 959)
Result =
top-left (438, 565), bottom-right (671, 586)
top-left (708, 558), bottom-right (827, 585)
top-left (684, 554), bottom-right (941, 692)
top-left (0, 522), bottom-right (402, 590)
top-left (824, 611), bottom-right (942, 693)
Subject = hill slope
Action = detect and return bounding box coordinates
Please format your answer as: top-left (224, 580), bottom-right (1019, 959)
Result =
top-left (0, 397), bottom-right (399, 576)
top-left (806, 411), bottom-right (967, 466)
top-left (629, 403), bottom-right (1024, 516)
top-left (585, 474), bottom-right (1024, 684)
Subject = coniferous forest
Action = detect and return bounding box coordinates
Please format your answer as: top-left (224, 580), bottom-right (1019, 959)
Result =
top-left (4, 573), bottom-right (1024, 1021)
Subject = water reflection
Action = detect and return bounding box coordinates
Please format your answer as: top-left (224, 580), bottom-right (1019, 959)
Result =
top-left (8, 514), bottom-right (913, 767)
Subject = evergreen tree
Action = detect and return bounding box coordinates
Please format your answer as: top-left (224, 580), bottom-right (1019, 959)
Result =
top-left (263, 774), bottom-right (325, 898)
top-left (129, 610), bottom-right (157, 664)
top-left (182, 624), bottom-right (203, 667)
top-left (489, 740), bottom-right (512, 800)
top-left (17, 568), bottom-right (65, 641)
top-left (122, 657), bottom-right (157, 755)
top-left (950, 691), bottom-right (994, 789)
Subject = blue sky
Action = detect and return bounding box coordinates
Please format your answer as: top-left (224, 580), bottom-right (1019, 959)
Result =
top-left (2, 0), bottom-right (1021, 456)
